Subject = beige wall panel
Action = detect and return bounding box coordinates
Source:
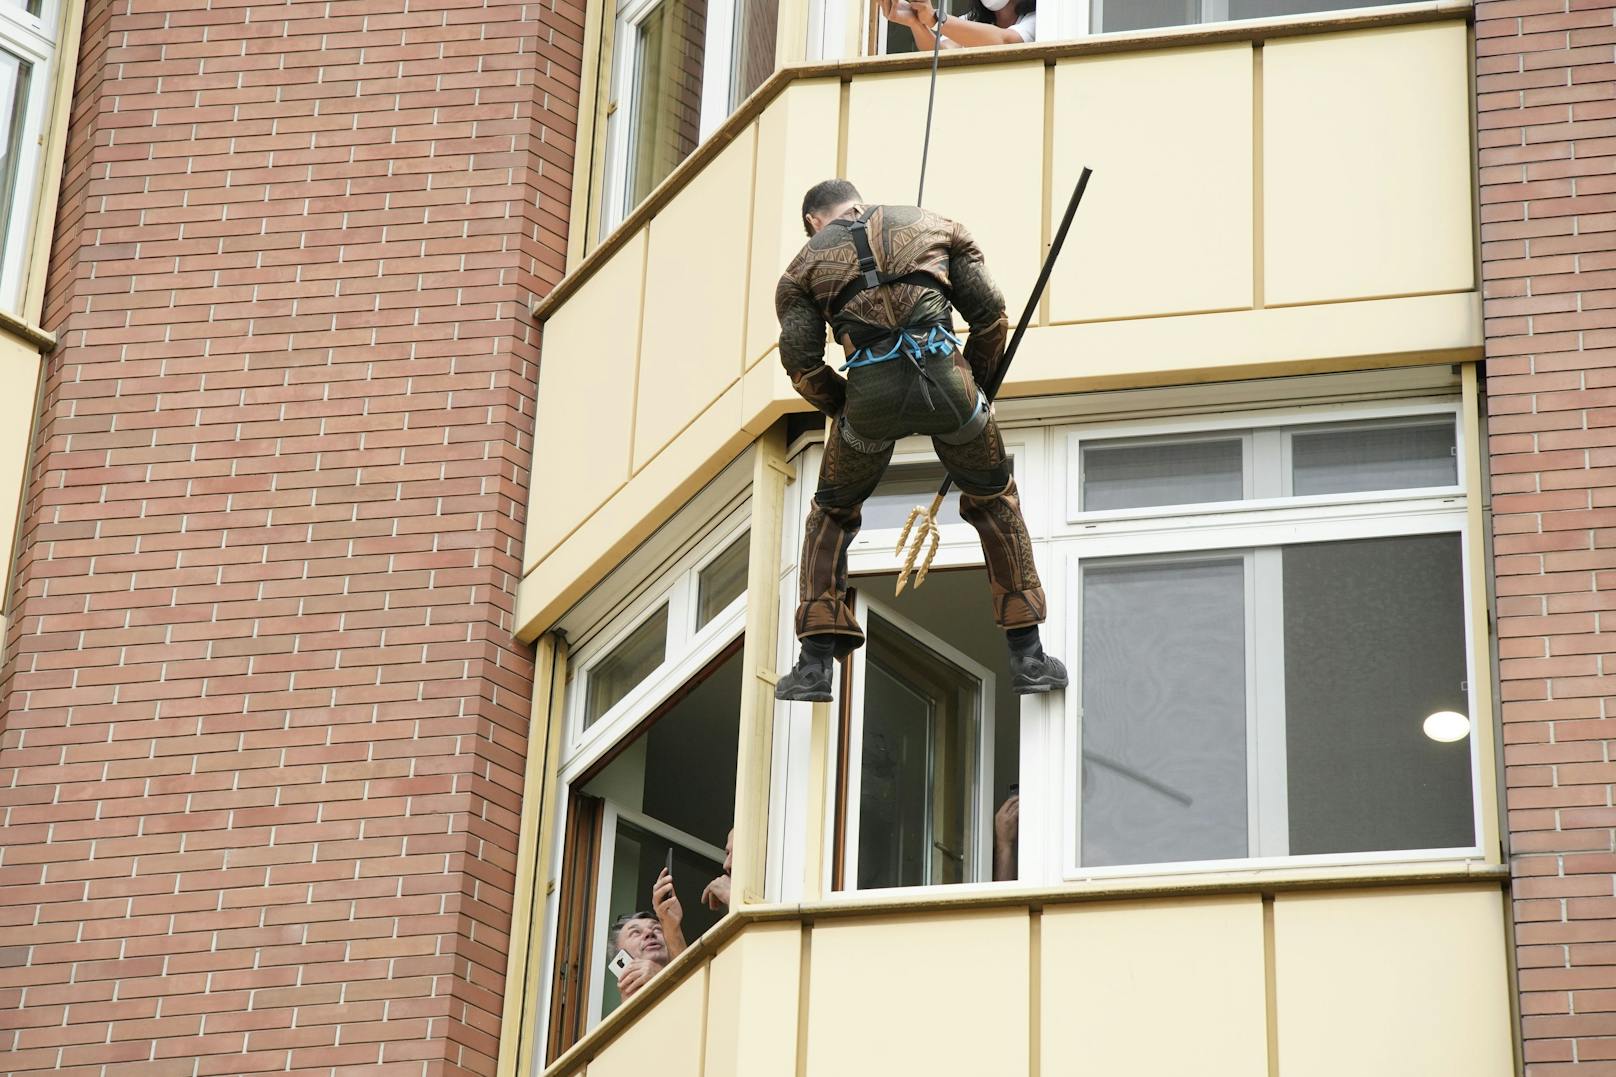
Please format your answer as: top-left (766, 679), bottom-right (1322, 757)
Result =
top-left (1007, 290), bottom-right (1481, 397)
top-left (0, 332), bottom-right (39, 602)
top-left (805, 910), bottom-right (1028, 1077)
top-left (1264, 23), bottom-right (1474, 306)
top-left (845, 64), bottom-right (1044, 313)
top-left (517, 382), bottom-right (752, 639)
top-left (740, 348), bottom-right (807, 436)
top-left (635, 131), bottom-right (757, 471)
top-left (747, 80), bottom-right (841, 367)
top-left (1274, 886), bottom-right (1514, 1077)
top-left (525, 232), bottom-right (647, 572)
top-left (1041, 896), bottom-right (1267, 1076)
top-left (586, 967), bottom-right (707, 1077)
top-left (704, 923), bottom-right (801, 1077)
top-left (1048, 44), bottom-right (1254, 323)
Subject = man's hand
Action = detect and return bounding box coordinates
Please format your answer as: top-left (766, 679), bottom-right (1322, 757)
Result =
top-left (653, 868), bottom-right (682, 929)
top-left (617, 957), bottom-right (660, 999)
top-left (994, 794), bottom-right (1019, 845)
top-left (880, 0), bottom-right (919, 26)
top-left (908, 0), bottom-right (939, 26)
top-left (700, 873), bottom-right (731, 912)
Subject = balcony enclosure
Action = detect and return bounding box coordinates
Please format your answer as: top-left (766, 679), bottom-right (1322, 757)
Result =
top-left (507, 8), bottom-right (1508, 1077)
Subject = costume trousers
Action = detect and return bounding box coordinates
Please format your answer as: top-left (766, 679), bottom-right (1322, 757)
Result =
top-left (795, 412), bottom-right (1046, 648)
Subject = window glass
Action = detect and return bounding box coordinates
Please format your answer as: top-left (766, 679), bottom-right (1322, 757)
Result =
top-left (628, 0), bottom-right (708, 207)
top-left (695, 532), bottom-right (748, 629)
top-left (1289, 418), bottom-right (1457, 496)
top-left (859, 613), bottom-right (982, 888)
top-left (1080, 557), bottom-right (1250, 867)
top-left (0, 52), bottom-right (29, 261)
top-left (584, 604), bottom-right (670, 727)
top-left (1229, 0), bottom-right (1387, 19)
top-left (1081, 436), bottom-right (1244, 512)
top-left (863, 460), bottom-right (965, 530)
top-left (1093, 0), bottom-right (1197, 33)
top-left (1283, 535), bottom-right (1473, 854)
top-left (730, 0), bottom-right (776, 105)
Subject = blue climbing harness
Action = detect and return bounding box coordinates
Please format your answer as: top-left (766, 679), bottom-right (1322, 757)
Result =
top-left (841, 324), bottom-right (963, 372)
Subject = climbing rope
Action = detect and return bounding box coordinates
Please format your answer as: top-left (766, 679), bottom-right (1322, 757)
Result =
top-left (915, 3), bottom-right (946, 205)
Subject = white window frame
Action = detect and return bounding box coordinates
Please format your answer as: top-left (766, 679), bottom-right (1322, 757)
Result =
top-left (0, 0), bottom-right (58, 312)
top-left (771, 383), bottom-right (1486, 902)
top-left (840, 591), bottom-right (998, 896)
top-left (600, 0), bottom-right (753, 236)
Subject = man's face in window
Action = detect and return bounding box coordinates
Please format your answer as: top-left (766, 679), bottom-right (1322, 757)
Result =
top-left (618, 916), bottom-right (668, 963)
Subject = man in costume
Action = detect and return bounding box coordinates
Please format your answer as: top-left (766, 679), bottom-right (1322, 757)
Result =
top-left (773, 178), bottom-right (1068, 702)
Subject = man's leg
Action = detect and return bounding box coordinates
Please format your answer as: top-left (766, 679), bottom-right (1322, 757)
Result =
top-left (776, 420), bottom-right (893, 702)
top-left (932, 416), bottom-right (1068, 694)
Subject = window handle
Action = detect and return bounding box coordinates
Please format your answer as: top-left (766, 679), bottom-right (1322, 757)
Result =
top-left (932, 841), bottom-right (965, 864)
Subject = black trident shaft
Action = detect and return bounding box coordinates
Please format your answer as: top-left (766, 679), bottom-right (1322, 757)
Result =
top-left (893, 166), bottom-right (1094, 594)
top-left (949, 164), bottom-right (1093, 495)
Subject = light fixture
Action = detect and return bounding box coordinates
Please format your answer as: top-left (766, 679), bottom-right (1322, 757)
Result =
top-left (1423, 710), bottom-right (1471, 743)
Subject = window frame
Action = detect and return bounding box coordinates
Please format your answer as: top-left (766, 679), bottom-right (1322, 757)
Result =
top-left (772, 386), bottom-right (1487, 905)
top-left (0, 0), bottom-right (56, 312)
top-left (839, 591), bottom-right (999, 896)
top-left (599, 0), bottom-right (754, 237)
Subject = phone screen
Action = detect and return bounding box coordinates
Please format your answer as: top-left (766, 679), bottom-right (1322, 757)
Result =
top-left (665, 848), bottom-right (674, 877)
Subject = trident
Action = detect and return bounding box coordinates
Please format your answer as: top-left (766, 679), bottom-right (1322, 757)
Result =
top-left (895, 165), bottom-right (1095, 595)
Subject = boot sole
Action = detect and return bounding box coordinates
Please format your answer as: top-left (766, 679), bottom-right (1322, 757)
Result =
top-left (1012, 679), bottom-right (1068, 695)
top-left (775, 688), bottom-right (834, 703)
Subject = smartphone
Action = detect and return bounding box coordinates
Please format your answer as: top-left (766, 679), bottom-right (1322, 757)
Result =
top-left (664, 848), bottom-right (674, 877)
top-left (608, 948), bottom-right (632, 979)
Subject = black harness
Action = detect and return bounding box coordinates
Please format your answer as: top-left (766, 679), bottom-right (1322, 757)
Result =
top-left (825, 206), bottom-right (951, 320)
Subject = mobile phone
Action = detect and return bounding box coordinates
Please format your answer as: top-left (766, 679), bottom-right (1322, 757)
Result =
top-left (1008, 783), bottom-right (1020, 797)
top-left (608, 948), bottom-right (632, 979)
top-left (664, 848), bottom-right (674, 877)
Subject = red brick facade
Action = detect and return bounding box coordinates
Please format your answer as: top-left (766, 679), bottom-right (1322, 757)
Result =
top-left (0, 0), bottom-right (582, 1072)
top-left (1480, 0), bottom-right (1616, 1071)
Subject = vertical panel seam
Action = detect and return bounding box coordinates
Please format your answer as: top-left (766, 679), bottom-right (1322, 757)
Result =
top-left (627, 229), bottom-right (650, 473)
top-left (836, 80), bottom-right (850, 178)
top-left (794, 925), bottom-right (813, 1077)
top-left (1264, 893), bottom-right (1280, 1077)
top-left (697, 964), bottom-right (712, 1077)
top-left (1252, 42), bottom-right (1265, 311)
top-left (1029, 909), bottom-right (1041, 1077)
top-left (740, 124), bottom-right (760, 375)
top-left (1040, 61), bottom-right (1055, 328)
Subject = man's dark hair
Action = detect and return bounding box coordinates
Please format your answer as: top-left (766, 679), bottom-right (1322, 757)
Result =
top-left (608, 910), bottom-right (656, 953)
top-left (801, 179), bottom-right (861, 236)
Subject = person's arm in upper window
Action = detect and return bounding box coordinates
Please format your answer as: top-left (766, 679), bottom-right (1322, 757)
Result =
top-left (776, 273), bottom-right (847, 417)
top-left (900, 1), bottom-right (1032, 48)
top-left (947, 221), bottom-right (1010, 393)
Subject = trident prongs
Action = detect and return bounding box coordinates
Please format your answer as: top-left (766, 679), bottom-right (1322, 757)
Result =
top-left (895, 492), bottom-right (946, 595)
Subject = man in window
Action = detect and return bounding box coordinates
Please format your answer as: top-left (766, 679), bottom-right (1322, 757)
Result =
top-left (609, 868), bottom-right (686, 1000)
top-left (773, 179), bottom-right (1068, 702)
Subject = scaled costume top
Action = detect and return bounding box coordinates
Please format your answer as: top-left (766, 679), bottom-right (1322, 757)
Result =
top-left (775, 205), bottom-right (1010, 442)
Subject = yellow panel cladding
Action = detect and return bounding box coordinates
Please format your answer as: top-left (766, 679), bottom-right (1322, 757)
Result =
top-left (845, 63), bottom-right (1044, 314)
top-left (1048, 44), bottom-right (1254, 322)
top-left (747, 79), bottom-right (841, 368)
top-left (1263, 22), bottom-right (1474, 306)
top-left (0, 332), bottom-right (41, 595)
top-left (524, 230), bottom-right (646, 573)
top-left (703, 923), bottom-right (801, 1077)
top-left (635, 130), bottom-right (757, 471)
top-left (516, 381), bottom-right (754, 640)
top-left (1273, 886), bottom-right (1515, 1077)
top-left (586, 967), bottom-right (707, 1077)
top-left (1041, 896), bottom-right (1268, 1075)
top-left (805, 910), bottom-right (1029, 1077)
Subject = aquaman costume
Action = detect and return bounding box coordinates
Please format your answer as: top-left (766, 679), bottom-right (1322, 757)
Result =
top-left (774, 200), bottom-right (1066, 701)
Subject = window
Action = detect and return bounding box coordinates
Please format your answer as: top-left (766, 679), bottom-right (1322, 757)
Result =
top-left (776, 383), bottom-right (1483, 901)
top-left (1091, 0), bottom-right (1394, 34)
top-left (598, 0), bottom-right (778, 236)
top-left (0, 0), bottom-right (55, 311)
top-left (543, 496), bottom-right (751, 1059)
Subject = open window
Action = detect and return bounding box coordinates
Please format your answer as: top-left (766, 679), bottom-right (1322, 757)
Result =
top-left (832, 569), bottom-right (1023, 892)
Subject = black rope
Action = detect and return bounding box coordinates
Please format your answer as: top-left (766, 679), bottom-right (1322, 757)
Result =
top-left (915, 4), bottom-right (945, 206)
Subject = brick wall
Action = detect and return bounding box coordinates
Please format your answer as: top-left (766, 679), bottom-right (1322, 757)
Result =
top-left (1479, 1), bottom-right (1616, 1072)
top-left (0, 0), bottom-right (583, 1073)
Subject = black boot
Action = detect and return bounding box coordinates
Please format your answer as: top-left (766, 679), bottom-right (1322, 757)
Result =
top-left (1006, 626), bottom-right (1068, 695)
top-left (775, 636), bottom-right (837, 702)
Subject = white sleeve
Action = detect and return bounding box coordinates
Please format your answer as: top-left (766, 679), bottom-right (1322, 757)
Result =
top-left (1011, 13), bottom-right (1036, 42)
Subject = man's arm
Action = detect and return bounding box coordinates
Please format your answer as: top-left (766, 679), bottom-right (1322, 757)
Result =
top-left (776, 274), bottom-right (847, 417)
top-left (653, 868), bottom-right (687, 959)
top-left (948, 222), bottom-right (1010, 393)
